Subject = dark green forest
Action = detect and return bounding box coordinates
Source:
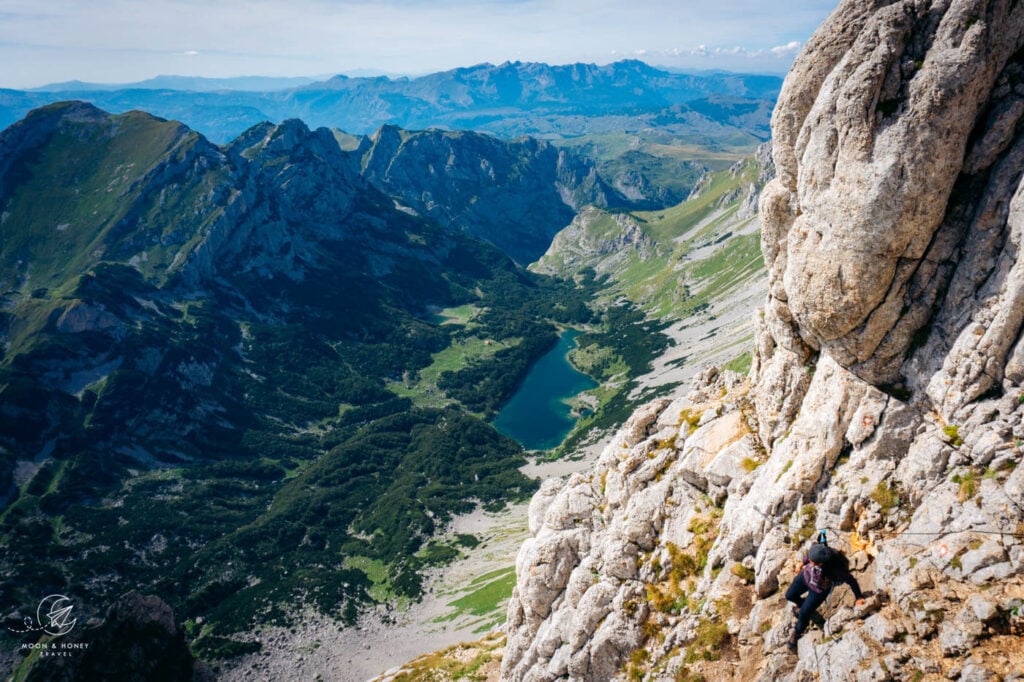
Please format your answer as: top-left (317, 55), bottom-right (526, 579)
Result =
top-left (0, 248), bottom-right (663, 661)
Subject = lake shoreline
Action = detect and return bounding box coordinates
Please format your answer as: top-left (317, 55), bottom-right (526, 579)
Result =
top-left (491, 329), bottom-right (598, 451)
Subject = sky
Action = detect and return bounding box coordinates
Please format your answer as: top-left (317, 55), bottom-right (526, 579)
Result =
top-left (0, 0), bottom-right (840, 89)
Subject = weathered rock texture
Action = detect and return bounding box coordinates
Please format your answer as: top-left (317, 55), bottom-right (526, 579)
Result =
top-left (503, 1), bottom-right (1024, 680)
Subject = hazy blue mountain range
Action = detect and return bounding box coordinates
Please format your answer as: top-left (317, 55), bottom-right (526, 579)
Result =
top-left (0, 102), bottom-right (672, 667)
top-left (0, 60), bottom-right (781, 143)
top-left (28, 75), bottom-right (322, 92)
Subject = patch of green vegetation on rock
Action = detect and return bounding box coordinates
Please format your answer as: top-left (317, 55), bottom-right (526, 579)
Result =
top-left (437, 566), bottom-right (517, 623)
top-left (722, 351), bottom-right (752, 376)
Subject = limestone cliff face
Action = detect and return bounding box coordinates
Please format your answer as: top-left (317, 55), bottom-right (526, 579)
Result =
top-left (502, 2), bottom-right (1024, 680)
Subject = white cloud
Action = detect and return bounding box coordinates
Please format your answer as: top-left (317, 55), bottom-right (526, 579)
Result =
top-left (771, 40), bottom-right (802, 56)
top-left (642, 41), bottom-right (804, 65)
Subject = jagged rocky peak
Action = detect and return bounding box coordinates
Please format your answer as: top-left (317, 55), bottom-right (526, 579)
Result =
top-left (503, 2), bottom-right (1024, 680)
top-left (531, 207), bottom-right (655, 278)
top-left (230, 118), bottom-right (359, 178)
top-left (356, 125), bottom-right (620, 264)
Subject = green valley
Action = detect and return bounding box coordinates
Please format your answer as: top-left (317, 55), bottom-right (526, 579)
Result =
top-left (0, 103), bottom-right (695, 673)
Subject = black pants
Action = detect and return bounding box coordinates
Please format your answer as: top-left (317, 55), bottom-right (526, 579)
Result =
top-left (785, 571), bottom-right (828, 639)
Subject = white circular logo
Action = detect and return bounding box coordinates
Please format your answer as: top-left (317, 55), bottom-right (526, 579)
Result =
top-left (36, 594), bottom-right (77, 637)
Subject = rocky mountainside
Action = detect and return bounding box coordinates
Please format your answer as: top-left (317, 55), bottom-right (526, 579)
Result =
top-left (523, 146), bottom-right (772, 433)
top-left (533, 144), bottom-right (770, 322)
top-left (358, 126), bottom-right (623, 263)
top-left (354, 124), bottom-right (739, 265)
top-left (503, 1), bottom-right (1024, 680)
top-left (0, 61), bottom-right (780, 144)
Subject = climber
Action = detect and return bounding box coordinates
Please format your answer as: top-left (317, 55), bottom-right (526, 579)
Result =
top-left (785, 539), bottom-right (865, 652)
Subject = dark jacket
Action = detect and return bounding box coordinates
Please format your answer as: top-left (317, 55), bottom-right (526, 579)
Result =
top-left (800, 553), bottom-right (863, 599)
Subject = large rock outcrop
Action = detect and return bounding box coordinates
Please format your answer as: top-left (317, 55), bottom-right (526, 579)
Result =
top-left (502, 1), bottom-right (1024, 680)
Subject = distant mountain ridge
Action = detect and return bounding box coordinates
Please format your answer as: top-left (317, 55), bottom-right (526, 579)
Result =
top-left (309, 60), bottom-right (780, 109)
top-left (0, 60), bottom-right (781, 143)
top-left (356, 125), bottom-right (625, 263)
top-left (30, 75), bottom-right (322, 92)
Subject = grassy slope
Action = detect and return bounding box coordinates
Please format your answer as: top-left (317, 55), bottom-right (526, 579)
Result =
top-left (538, 158), bottom-right (764, 320)
top-left (0, 106), bottom-right (229, 362)
top-left (0, 108), bottom-right (219, 294)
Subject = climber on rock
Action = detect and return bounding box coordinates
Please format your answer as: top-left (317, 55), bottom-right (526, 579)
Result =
top-left (786, 540), bottom-right (865, 652)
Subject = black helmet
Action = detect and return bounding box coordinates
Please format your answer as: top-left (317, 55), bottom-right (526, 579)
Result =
top-left (809, 543), bottom-right (830, 563)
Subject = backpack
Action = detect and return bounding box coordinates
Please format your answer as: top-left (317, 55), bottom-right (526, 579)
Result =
top-left (828, 548), bottom-right (850, 575)
top-left (803, 561), bottom-right (832, 592)
top-left (803, 541), bottom-right (835, 592)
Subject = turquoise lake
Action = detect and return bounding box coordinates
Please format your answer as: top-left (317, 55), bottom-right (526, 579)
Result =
top-left (492, 330), bottom-right (598, 451)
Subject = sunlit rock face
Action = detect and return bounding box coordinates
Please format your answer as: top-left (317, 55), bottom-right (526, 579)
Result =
top-left (502, 2), bottom-right (1024, 680)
